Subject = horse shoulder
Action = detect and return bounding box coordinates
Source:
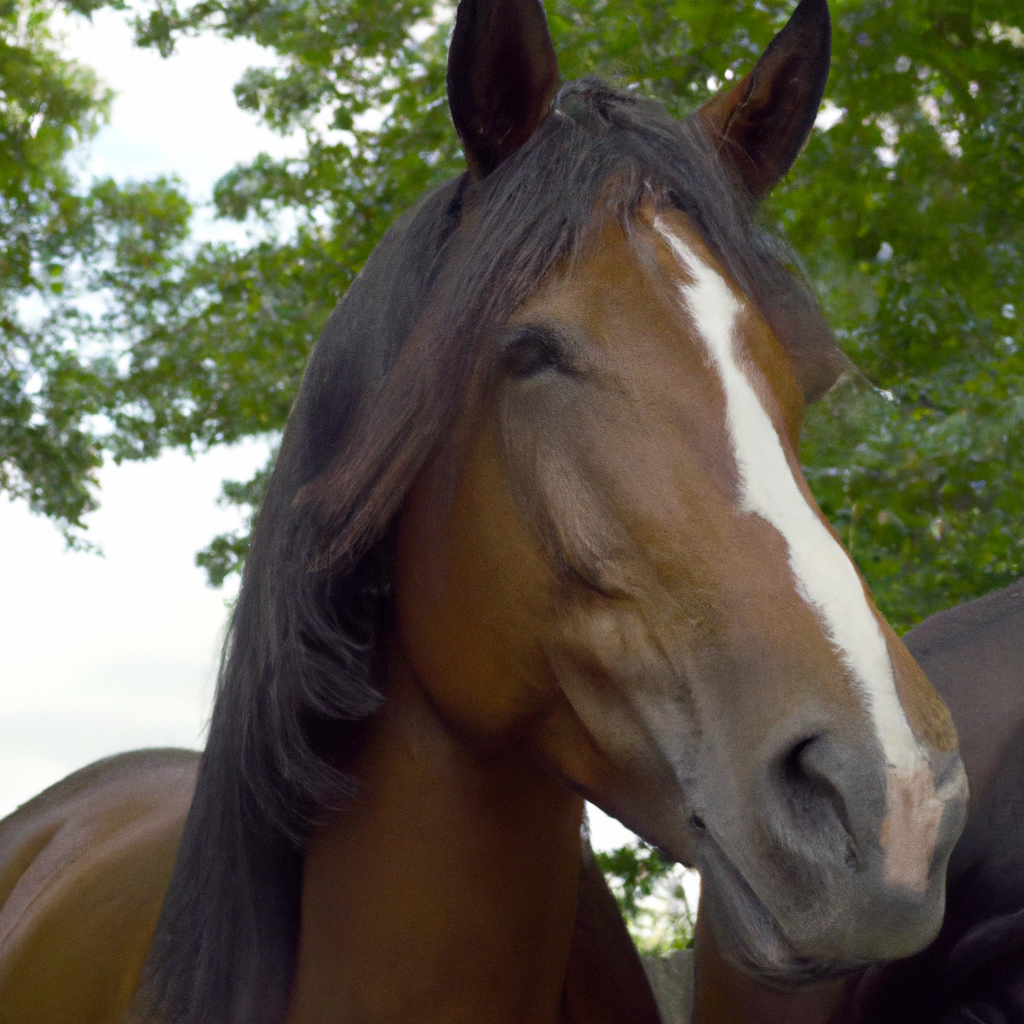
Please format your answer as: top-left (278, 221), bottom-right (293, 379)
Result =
top-left (0, 749), bottom-right (198, 1023)
top-left (849, 582), bottom-right (1024, 1024)
top-left (904, 578), bottom-right (1024, 807)
top-left (563, 847), bottom-right (662, 1024)
top-left (905, 580), bottom-right (1024, 930)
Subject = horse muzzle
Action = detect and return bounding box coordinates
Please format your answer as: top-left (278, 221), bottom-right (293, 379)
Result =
top-left (693, 735), bottom-right (969, 985)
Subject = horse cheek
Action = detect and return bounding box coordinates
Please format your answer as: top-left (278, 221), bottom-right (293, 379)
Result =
top-left (392, 434), bottom-right (557, 748)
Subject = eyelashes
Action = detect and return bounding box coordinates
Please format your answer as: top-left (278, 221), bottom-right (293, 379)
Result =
top-left (500, 324), bottom-right (572, 380)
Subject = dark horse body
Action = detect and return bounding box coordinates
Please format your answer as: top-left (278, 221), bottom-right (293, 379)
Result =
top-left (691, 577), bottom-right (1024, 1024)
top-left (0, 2), bottom-right (972, 1022)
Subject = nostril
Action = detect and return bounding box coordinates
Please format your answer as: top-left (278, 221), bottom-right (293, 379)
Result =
top-left (932, 748), bottom-right (968, 796)
top-left (779, 735), bottom-right (858, 860)
top-left (782, 735), bottom-right (816, 770)
top-left (690, 813), bottom-right (706, 830)
top-left (844, 838), bottom-right (858, 867)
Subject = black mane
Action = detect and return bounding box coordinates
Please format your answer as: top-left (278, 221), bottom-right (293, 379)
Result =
top-left (135, 78), bottom-right (844, 1024)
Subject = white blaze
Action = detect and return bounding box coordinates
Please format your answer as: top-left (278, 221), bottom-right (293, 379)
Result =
top-left (653, 218), bottom-right (923, 776)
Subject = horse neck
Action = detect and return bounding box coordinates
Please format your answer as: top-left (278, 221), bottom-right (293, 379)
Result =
top-left (285, 646), bottom-right (586, 1024)
top-left (691, 909), bottom-right (860, 1024)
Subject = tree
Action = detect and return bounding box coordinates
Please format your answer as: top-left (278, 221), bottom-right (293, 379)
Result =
top-left (8, 0), bottom-right (1023, 622)
top-left (68, 0), bottom-right (1013, 630)
top-left (794, 2), bottom-right (1024, 628)
top-left (594, 839), bottom-right (696, 952)
top-left (0, 0), bottom-right (192, 539)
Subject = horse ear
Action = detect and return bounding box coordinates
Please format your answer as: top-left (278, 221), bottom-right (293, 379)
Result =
top-left (697, 0), bottom-right (831, 201)
top-left (447, 0), bottom-right (561, 178)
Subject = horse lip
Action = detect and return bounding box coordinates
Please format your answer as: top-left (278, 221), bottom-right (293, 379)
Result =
top-left (697, 830), bottom-right (828, 984)
top-left (697, 826), bottom-right (879, 985)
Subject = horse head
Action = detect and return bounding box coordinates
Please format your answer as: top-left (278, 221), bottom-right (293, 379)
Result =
top-left (142, 4), bottom-right (970, 1019)
top-left (387, 0), bottom-right (968, 985)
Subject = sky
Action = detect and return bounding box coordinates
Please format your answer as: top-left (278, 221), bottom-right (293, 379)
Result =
top-left (0, 9), bottom-right (286, 817)
top-left (0, 5), bottom-right (637, 852)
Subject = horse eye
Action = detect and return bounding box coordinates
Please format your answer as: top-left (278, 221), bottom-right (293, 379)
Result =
top-left (502, 328), bottom-right (564, 380)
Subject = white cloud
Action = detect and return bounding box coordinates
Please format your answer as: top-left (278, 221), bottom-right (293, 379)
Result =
top-left (0, 442), bottom-right (271, 817)
top-left (55, 6), bottom-right (303, 203)
top-left (0, 11), bottom-right (289, 818)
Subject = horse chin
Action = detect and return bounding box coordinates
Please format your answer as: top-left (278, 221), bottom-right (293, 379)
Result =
top-left (696, 837), bottom-right (937, 989)
top-left (699, 869), bottom-right (868, 988)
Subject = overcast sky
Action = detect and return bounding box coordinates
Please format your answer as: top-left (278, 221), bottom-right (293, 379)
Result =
top-left (2, 9), bottom-right (292, 817)
top-left (0, 5), bottom-right (636, 852)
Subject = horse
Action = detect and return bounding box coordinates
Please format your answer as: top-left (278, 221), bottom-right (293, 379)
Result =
top-left (0, 1), bottom-right (970, 1021)
top-left (687, 577), bottom-right (1024, 1024)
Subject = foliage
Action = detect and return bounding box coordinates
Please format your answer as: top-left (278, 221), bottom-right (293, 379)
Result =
top-left (789, 1), bottom-right (1024, 629)
top-left (60, 0), bottom-right (1013, 629)
top-left (594, 839), bottom-right (696, 952)
top-left (193, 452), bottom-right (272, 584)
top-left (0, 0), bottom-right (194, 538)
top-left (6, 0), bottom-right (1022, 619)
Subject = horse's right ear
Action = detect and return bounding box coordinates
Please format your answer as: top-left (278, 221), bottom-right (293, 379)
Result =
top-left (447, 0), bottom-right (560, 179)
top-left (696, 0), bottom-right (831, 202)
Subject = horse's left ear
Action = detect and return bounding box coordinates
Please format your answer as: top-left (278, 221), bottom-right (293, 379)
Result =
top-left (447, 0), bottom-right (561, 179)
top-left (697, 0), bottom-right (831, 201)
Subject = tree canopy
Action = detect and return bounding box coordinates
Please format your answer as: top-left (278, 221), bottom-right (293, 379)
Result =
top-left (4, 0), bottom-right (1022, 622)
top-left (0, 0), bottom-right (191, 537)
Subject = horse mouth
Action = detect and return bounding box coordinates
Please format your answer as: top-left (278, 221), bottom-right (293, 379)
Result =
top-left (697, 831), bottom-right (872, 987)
